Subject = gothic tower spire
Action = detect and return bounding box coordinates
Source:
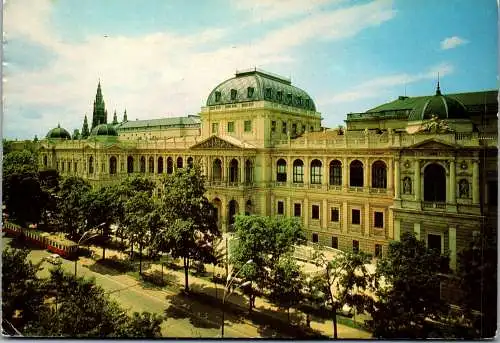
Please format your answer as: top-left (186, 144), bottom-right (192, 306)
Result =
top-left (112, 110), bottom-right (118, 125)
top-left (91, 80), bottom-right (107, 129)
top-left (435, 72), bottom-right (442, 96)
top-left (123, 109), bottom-right (128, 122)
top-left (82, 114), bottom-right (90, 138)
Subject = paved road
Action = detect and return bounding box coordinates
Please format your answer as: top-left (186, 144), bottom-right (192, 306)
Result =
top-left (2, 236), bottom-right (266, 338)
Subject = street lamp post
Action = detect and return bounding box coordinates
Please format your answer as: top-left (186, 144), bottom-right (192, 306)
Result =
top-left (74, 222), bottom-right (105, 277)
top-left (220, 259), bottom-right (253, 338)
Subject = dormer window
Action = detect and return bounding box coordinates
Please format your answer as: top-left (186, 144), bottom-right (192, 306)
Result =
top-left (265, 87), bottom-right (272, 99)
top-left (215, 91), bottom-right (221, 102)
top-left (286, 93), bottom-right (293, 105)
top-left (305, 99), bottom-right (310, 108)
top-left (297, 96), bottom-right (302, 106)
top-left (247, 87), bottom-right (254, 98)
top-left (230, 89), bottom-right (237, 100)
top-left (277, 91), bottom-right (283, 102)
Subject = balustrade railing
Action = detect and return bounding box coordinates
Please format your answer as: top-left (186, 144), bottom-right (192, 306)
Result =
top-left (422, 201), bottom-right (446, 209)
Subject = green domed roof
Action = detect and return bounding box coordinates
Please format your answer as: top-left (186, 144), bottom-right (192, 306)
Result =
top-left (90, 123), bottom-right (118, 136)
top-left (408, 84), bottom-right (468, 121)
top-left (206, 68), bottom-right (316, 111)
top-left (46, 124), bottom-right (71, 139)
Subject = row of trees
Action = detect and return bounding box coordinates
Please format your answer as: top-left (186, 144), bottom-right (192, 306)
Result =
top-left (2, 247), bottom-right (163, 337)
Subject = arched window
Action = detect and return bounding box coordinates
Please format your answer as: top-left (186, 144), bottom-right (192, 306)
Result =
top-left (109, 156), bottom-right (117, 175)
top-left (177, 157), bottom-right (183, 169)
top-left (157, 157), bottom-right (163, 174)
top-left (127, 156), bottom-right (134, 174)
top-left (89, 156), bottom-right (94, 174)
top-left (277, 159), bottom-right (287, 182)
top-left (310, 159), bottom-right (322, 184)
top-left (424, 163), bottom-right (446, 202)
top-left (187, 156), bottom-right (194, 169)
top-left (371, 160), bottom-right (387, 188)
top-left (293, 159), bottom-right (304, 183)
top-left (349, 160), bottom-right (364, 187)
top-left (459, 179), bottom-right (470, 198)
top-left (213, 159), bottom-right (222, 181)
top-left (329, 160), bottom-right (342, 186)
top-left (245, 200), bottom-right (252, 215)
top-left (245, 160), bottom-right (253, 183)
top-left (148, 157), bottom-right (154, 173)
top-left (140, 157), bottom-right (146, 173)
top-left (228, 200), bottom-right (239, 228)
top-left (229, 159), bottom-right (238, 183)
top-left (167, 157), bottom-right (173, 174)
top-left (43, 155), bottom-right (48, 167)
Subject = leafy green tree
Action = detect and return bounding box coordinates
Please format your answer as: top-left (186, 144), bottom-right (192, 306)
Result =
top-left (57, 176), bottom-right (91, 239)
top-left (267, 254), bottom-right (305, 322)
top-left (456, 230), bottom-right (497, 338)
top-left (117, 311), bottom-right (163, 338)
top-left (4, 172), bottom-right (43, 225)
top-left (2, 149), bottom-right (38, 178)
top-left (368, 231), bottom-right (450, 338)
top-left (2, 248), bottom-right (45, 332)
top-left (159, 165), bottom-right (219, 292)
top-left (230, 214), bottom-right (305, 312)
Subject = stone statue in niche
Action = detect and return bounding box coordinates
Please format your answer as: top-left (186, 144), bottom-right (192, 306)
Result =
top-left (403, 176), bottom-right (412, 194)
top-left (459, 179), bottom-right (469, 198)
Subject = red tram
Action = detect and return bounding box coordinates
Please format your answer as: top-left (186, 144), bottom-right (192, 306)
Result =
top-left (2, 222), bottom-right (77, 258)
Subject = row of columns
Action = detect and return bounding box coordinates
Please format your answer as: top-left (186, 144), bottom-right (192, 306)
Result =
top-left (202, 156), bottom-right (251, 184)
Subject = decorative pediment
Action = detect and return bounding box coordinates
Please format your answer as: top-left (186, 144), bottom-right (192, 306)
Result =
top-left (408, 138), bottom-right (457, 150)
top-left (190, 136), bottom-right (242, 150)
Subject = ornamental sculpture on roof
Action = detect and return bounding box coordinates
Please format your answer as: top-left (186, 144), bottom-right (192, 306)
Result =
top-left (418, 114), bottom-right (453, 134)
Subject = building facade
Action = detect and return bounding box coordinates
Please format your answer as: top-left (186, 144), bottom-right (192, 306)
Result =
top-left (39, 68), bottom-right (498, 269)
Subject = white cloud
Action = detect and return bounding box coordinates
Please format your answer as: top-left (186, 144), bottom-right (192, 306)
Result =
top-left (440, 36), bottom-right (468, 50)
top-left (3, 0), bottom-right (396, 139)
top-left (319, 62), bottom-right (455, 105)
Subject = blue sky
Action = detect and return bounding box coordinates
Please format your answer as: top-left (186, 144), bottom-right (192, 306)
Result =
top-left (3, 0), bottom-right (498, 139)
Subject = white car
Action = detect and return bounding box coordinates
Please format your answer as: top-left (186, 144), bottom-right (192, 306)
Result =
top-left (46, 254), bottom-right (62, 265)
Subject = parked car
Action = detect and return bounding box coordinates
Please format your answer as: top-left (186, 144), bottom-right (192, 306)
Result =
top-left (45, 254), bottom-right (62, 265)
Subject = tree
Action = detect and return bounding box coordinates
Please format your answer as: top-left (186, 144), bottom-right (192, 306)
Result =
top-left (267, 254), bottom-right (305, 322)
top-left (456, 230), bottom-right (497, 338)
top-left (2, 149), bottom-right (38, 178)
top-left (159, 165), bottom-right (219, 292)
top-left (2, 248), bottom-right (45, 332)
top-left (57, 176), bottom-right (91, 239)
top-left (117, 311), bottom-right (163, 337)
top-left (310, 249), bottom-right (373, 339)
top-left (4, 172), bottom-right (44, 225)
top-left (368, 231), bottom-right (450, 338)
top-left (230, 214), bottom-right (305, 312)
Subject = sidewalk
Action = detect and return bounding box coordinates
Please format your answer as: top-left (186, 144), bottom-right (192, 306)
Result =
top-left (87, 244), bottom-right (372, 339)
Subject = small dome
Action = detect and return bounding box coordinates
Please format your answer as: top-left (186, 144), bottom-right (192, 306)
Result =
top-left (90, 123), bottom-right (118, 136)
top-left (408, 85), bottom-right (468, 121)
top-left (206, 68), bottom-right (316, 111)
top-left (46, 124), bottom-right (71, 139)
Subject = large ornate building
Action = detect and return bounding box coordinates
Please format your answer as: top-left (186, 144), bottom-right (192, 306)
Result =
top-left (39, 68), bottom-right (498, 270)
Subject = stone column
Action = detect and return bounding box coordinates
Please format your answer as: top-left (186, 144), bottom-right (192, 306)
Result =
top-left (394, 159), bottom-right (401, 199)
top-left (239, 157), bottom-right (245, 184)
top-left (413, 222), bottom-right (421, 240)
top-left (472, 160), bottom-right (480, 204)
top-left (207, 156), bottom-right (212, 181)
top-left (342, 201), bottom-right (348, 233)
top-left (448, 226), bottom-right (457, 270)
top-left (286, 196), bottom-right (292, 217)
top-left (323, 158), bottom-right (329, 188)
top-left (364, 159), bottom-right (370, 189)
top-left (414, 160), bottom-right (421, 201)
top-left (304, 157), bottom-right (310, 186)
top-left (342, 157), bottom-right (348, 189)
top-left (239, 196), bottom-right (246, 214)
top-left (303, 198), bottom-right (309, 228)
top-left (270, 194), bottom-right (275, 216)
top-left (287, 157), bottom-right (293, 185)
top-left (449, 160), bottom-right (456, 203)
top-left (364, 203), bottom-right (370, 236)
top-left (322, 199), bottom-right (328, 229)
top-left (271, 157), bottom-right (276, 182)
top-left (394, 218), bottom-right (401, 241)
top-left (222, 156), bottom-right (227, 183)
top-left (221, 198), bottom-right (227, 233)
top-left (388, 158), bottom-right (394, 192)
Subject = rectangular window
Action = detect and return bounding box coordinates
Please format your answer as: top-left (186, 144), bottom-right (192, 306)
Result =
top-left (352, 209), bottom-right (360, 225)
top-left (277, 91), bottom-right (283, 101)
top-left (277, 201), bottom-right (284, 215)
top-left (244, 120), bottom-right (252, 132)
top-left (230, 89), bottom-right (237, 100)
top-left (292, 123), bottom-right (297, 135)
top-left (374, 211), bottom-right (384, 228)
top-left (215, 91), bottom-right (221, 102)
top-left (312, 205), bottom-right (320, 220)
top-left (302, 125), bottom-right (306, 133)
top-left (294, 203), bottom-right (301, 217)
top-left (488, 181), bottom-right (498, 205)
top-left (227, 121), bottom-right (234, 133)
top-left (428, 234), bottom-right (442, 252)
top-left (247, 87), bottom-right (254, 98)
top-left (271, 121), bottom-right (276, 133)
top-left (353, 240), bottom-right (359, 253)
top-left (312, 233), bottom-right (319, 243)
top-left (375, 244), bottom-right (382, 258)
top-left (331, 208), bottom-right (339, 222)
top-left (282, 121), bottom-right (287, 134)
top-left (332, 236), bottom-right (338, 249)
top-left (293, 163), bottom-right (304, 183)
top-left (212, 123), bottom-right (219, 134)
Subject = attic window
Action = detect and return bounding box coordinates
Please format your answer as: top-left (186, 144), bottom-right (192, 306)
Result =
top-left (297, 96), bottom-right (302, 106)
top-left (215, 91), bottom-right (221, 102)
top-left (265, 88), bottom-right (272, 99)
top-left (247, 87), bottom-right (254, 98)
top-left (277, 91), bottom-right (283, 102)
top-left (230, 89), bottom-right (237, 100)
top-left (305, 99), bottom-right (310, 108)
top-left (286, 93), bottom-right (293, 104)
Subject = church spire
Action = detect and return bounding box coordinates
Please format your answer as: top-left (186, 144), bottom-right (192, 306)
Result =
top-left (82, 114), bottom-right (90, 138)
top-left (112, 110), bottom-right (118, 125)
top-left (435, 72), bottom-right (442, 96)
top-left (123, 109), bottom-right (128, 122)
top-left (91, 80), bottom-right (107, 129)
